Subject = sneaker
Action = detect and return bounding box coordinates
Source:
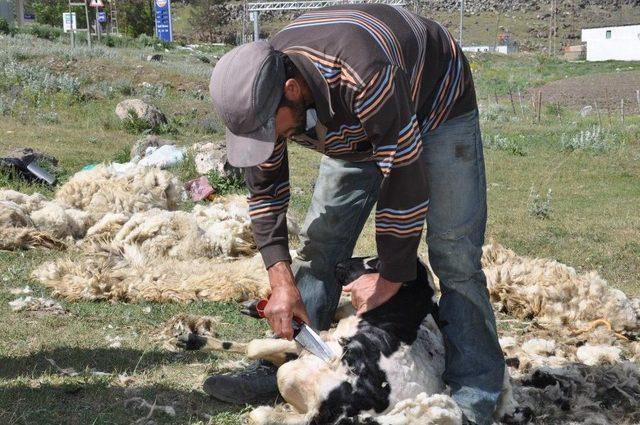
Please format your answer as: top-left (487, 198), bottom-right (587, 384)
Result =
top-left (203, 360), bottom-right (279, 404)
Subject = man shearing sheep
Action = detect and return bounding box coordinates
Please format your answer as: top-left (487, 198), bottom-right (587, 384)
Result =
top-left (206, 4), bottom-right (505, 424)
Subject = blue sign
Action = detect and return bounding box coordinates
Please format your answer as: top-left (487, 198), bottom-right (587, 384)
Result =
top-left (97, 11), bottom-right (107, 23)
top-left (154, 0), bottom-right (173, 43)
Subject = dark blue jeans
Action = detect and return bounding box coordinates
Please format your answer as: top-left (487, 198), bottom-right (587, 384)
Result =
top-left (292, 109), bottom-right (505, 424)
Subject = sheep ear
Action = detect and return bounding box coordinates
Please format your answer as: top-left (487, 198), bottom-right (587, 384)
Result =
top-left (334, 256), bottom-right (379, 286)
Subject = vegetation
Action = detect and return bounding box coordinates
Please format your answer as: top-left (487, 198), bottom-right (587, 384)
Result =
top-left (0, 32), bottom-right (638, 424)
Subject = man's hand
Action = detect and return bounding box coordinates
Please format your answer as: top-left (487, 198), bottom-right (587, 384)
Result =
top-left (343, 273), bottom-right (402, 315)
top-left (265, 261), bottom-right (310, 340)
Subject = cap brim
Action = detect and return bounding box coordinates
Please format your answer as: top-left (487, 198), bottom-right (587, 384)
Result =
top-left (226, 116), bottom-right (276, 168)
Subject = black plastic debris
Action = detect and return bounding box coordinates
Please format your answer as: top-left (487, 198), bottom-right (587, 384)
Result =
top-left (0, 148), bottom-right (58, 184)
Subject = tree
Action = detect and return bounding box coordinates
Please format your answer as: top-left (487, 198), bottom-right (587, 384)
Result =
top-left (117, 0), bottom-right (155, 37)
top-left (188, 0), bottom-right (233, 42)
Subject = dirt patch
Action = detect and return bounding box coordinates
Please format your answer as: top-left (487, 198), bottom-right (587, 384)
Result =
top-left (532, 70), bottom-right (640, 113)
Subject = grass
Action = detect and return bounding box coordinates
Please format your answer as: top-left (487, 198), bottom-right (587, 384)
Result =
top-left (0, 33), bottom-right (639, 424)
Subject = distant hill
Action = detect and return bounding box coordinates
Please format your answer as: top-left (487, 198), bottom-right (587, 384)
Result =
top-left (172, 0), bottom-right (640, 50)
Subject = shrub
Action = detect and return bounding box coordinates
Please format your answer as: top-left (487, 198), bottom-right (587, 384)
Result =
top-left (207, 169), bottom-right (245, 195)
top-left (111, 146), bottom-right (131, 163)
top-left (484, 134), bottom-right (526, 156)
top-left (0, 17), bottom-right (16, 35)
top-left (22, 23), bottom-right (64, 41)
top-left (528, 187), bottom-right (553, 219)
top-left (121, 110), bottom-right (154, 134)
top-left (0, 61), bottom-right (81, 104)
top-left (560, 126), bottom-right (616, 153)
top-left (139, 82), bottom-right (167, 98)
top-left (0, 96), bottom-right (16, 116)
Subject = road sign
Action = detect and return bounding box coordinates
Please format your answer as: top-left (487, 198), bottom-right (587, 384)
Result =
top-left (62, 12), bottom-right (77, 32)
top-left (154, 0), bottom-right (173, 42)
top-left (97, 11), bottom-right (107, 23)
top-left (89, 0), bottom-right (104, 8)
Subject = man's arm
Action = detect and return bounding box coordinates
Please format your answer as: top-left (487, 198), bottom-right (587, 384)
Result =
top-left (245, 138), bottom-right (292, 268)
top-left (354, 65), bottom-right (429, 284)
top-left (244, 139), bottom-right (309, 339)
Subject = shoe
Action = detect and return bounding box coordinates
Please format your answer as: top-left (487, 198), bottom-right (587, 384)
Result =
top-left (203, 360), bottom-right (279, 404)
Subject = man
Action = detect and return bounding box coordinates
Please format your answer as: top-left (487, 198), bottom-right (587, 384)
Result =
top-left (206, 4), bottom-right (505, 424)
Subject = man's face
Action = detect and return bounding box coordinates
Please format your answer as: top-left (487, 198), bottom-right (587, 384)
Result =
top-left (275, 98), bottom-right (306, 141)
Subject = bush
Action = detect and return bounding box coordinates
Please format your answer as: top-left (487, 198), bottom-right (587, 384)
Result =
top-left (21, 23), bottom-right (64, 40)
top-left (207, 170), bottom-right (245, 195)
top-left (484, 134), bottom-right (527, 156)
top-left (0, 17), bottom-right (16, 35)
top-left (560, 126), bottom-right (617, 153)
top-left (111, 145), bottom-right (131, 163)
top-left (121, 110), bottom-right (155, 134)
top-left (528, 187), bottom-right (553, 219)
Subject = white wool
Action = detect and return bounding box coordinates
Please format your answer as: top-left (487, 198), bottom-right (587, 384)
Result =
top-left (30, 202), bottom-right (91, 239)
top-left (0, 200), bottom-right (31, 227)
top-left (9, 296), bottom-right (66, 314)
top-left (193, 195), bottom-right (255, 257)
top-left (0, 189), bottom-right (46, 213)
top-left (576, 344), bottom-right (622, 366)
top-left (33, 250), bottom-right (269, 303)
top-left (499, 336), bottom-right (517, 350)
top-left (482, 242), bottom-right (639, 331)
top-left (84, 213), bottom-right (129, 240)
top-left (522, 338), bottom-right (556, 356)
top-left (111, 209), bottom-right (212, 260)
top-left (55, 164), bottom-right (184, 219)
top-left (372, 393), bottom-right (462, 425)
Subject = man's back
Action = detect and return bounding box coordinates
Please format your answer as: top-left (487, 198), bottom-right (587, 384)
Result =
top-left (271, 4), bottom-right (476, 131)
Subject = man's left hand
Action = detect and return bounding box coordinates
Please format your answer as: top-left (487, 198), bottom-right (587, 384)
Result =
top-left (343, 273), bottom-right (402, 315)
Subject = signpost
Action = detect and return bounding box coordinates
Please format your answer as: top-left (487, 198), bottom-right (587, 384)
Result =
top-left (154, 0), bottom-right (173, 43)
top-left (62, 12), bottom-right (77, 33)
top-left (89, 0), bottom-right (104, 43)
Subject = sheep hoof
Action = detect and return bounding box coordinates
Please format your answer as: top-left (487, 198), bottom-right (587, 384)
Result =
top-left (176, 332), bottom-right (207, 350)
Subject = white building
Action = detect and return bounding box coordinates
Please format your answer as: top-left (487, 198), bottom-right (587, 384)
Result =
top-left (581, 24), bottom-right (640, 61)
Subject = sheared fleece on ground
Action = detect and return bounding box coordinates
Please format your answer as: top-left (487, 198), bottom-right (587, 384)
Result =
top-left (0, 164), bottom-right (183, 250)
top-left (32, 195), bottom-right (268, 302)
top-left (2, 164), bottom-right (270, 302)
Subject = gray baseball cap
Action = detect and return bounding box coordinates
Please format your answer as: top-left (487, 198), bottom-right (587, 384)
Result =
top-left (209, 41), bottom-right (286, 167)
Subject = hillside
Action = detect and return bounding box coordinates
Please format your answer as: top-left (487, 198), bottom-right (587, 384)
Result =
top-left (172, 0), bottom-right (640, 50)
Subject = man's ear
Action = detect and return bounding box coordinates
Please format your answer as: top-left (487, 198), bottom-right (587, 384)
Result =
top-left (283, 78), bottom-right (302, 102)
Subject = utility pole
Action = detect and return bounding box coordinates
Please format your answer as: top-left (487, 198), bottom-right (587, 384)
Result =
top-left (459, 0), bottom-right (464, 46)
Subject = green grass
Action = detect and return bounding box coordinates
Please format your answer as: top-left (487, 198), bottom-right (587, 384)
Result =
top-left (0, 34), bottom-right (639, 424)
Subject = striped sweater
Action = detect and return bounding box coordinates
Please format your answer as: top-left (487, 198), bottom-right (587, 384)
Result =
top-left (245, 4), bottom-right (476, 282)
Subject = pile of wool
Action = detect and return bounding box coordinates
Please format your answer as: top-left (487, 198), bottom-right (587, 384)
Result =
top-left (55, 164), bottom-right (184, 221)
top-left (510, 362), bottom-right (640, 424)
top-left (32, 191), bottom-right (297, 303)
top-left (0, 190), bottom-right (91, 250)
top-left (248, 383), bottom-right (463, 425)
top-left (482, 242), bottom-right (640, 332)
top-left (0, 165), bottom-right (184, 251)
top-left (33, 245), bottom-right (269, 303)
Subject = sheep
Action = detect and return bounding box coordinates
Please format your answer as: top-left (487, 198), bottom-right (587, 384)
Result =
top-left (171, 257), bottom-right (516, 425)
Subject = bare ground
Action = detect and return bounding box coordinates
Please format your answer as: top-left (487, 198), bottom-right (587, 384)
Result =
top-left (533, 70), bottom-right (640, 113)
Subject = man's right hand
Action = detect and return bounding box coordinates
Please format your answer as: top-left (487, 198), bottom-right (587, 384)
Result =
top-left (264, 261), bottom-right (310, 340)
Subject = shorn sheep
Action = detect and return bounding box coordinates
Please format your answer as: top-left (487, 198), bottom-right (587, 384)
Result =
top-left (168, 257), bottom-right (517, 425)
